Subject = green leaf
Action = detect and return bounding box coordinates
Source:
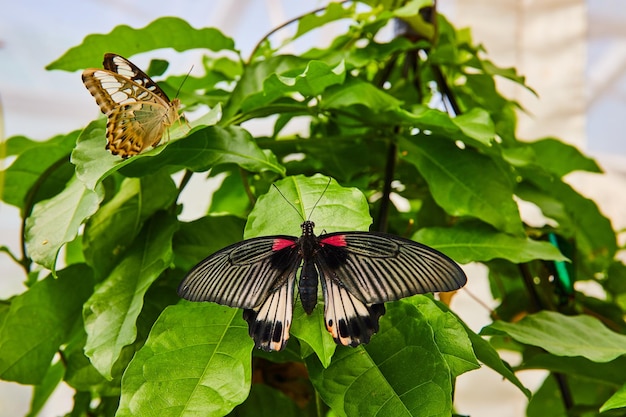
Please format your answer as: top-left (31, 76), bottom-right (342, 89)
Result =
top-left (291, 303), bottom-right (336, 368)
top-left (517, 173), bottom-right (617, 271)
top-left (307, 302), bottom-right (452, 417)
top-left (224, 55), bottom-right (309, 121)
top-left (464, 324), bottom-right (531, 398)
top-left (407, 297), bottom-right (479, 378)
top-left (1, 131), bottom-right (78, 210)
top-left (526, 375), bottom-right (567, 417)
top-left (0, 264), bottom-right (94, 384)
top-left (484, 311), bottom-right (626, 362)
top-left (206, 171), bottom-right (251, 218)
top-left (241, 60), bottom-right (346, 112)
top-left (48, 17), bottom-right (236, 71)
top-left (503, 138), bottom-right (602, 177)
top-left (25, 175), bottom-right (104, 271)
top-left (118, 125), bottom-right (285, 177)
top-left (173, 215), bottom-right (246, 271)
top-left (83, 212), bottom-right (178, 379)
top-left (294, 2), bottom-right (356, 39)
top-left (520, 353), bottom-right (626, 386)
top-left (322, 78), bottom-right (403, 114)
top-left (245, 174), bottom-right (371, 238)
top-left (116, 302), bottom-right (252, 417)
top-left (601, 384), bottom-right (626, 413)
top-left (83, 173), bottom-right (177, 277)
top-left (400, 136), bottom-right (523, 235)
top-left (450, 108), bottom-right (496, 147)
top-left (413, 221), bottom-right (568, 264)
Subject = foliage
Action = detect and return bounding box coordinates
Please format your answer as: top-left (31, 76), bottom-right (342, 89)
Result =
top-left (1, 2), bottom-right (625, 416)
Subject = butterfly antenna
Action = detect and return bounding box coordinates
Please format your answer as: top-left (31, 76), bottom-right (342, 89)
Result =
top-left (175, 65), bottom-right (194, 99)
top-left (273, 184), bottom-right (305, 222)
top-left (307, 177), bottom-right (332, 220)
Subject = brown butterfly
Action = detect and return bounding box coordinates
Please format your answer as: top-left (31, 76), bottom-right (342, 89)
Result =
top-left (82, 53), bottom-right (181, 158)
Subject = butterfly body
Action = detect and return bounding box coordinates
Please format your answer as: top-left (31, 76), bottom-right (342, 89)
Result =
top-left (82, 53), bottom-right (181, 158)
top-left (179, 219), bottom-right (466, 351)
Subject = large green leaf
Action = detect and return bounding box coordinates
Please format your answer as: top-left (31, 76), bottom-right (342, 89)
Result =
top-left (484, 311), bottom-right (626, 362)
top-left (307, 302), bottom-right (452, 417)
top-left (25, 175), bottom-right (104, 271)
top-left (83, 212), bottom-right (178, 379)
top-left (0, 264), bottom-right (94, 384)
top-left (48, 17), bottom-right (236, 71)
top-left (400, 136), bottom-right (523, 235)
top-left (413, 221), bottom-right (568, 264)
top-left (118, 125), bottom-right (285, 177)
top-left (116, 302), bottom-right (252, 417)
top-left (83, 173), bottom-right (177, 277)
top-left (245, 174), bottom-right (371, 238)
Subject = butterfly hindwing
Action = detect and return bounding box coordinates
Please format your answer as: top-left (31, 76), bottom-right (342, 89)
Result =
top-left (317, 257), bottom-right (386, 346)
top-left (82, 54), bottom-right (181, 158)
top-left (243, 274), bottom-right (295, 351)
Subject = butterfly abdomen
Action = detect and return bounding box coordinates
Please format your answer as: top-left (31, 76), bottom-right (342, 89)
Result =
top-left (299, 261), bottom-right (318, 314)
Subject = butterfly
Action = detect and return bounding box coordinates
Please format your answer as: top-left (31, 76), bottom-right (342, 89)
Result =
top-left (82, 53), bottom-right (181, 158)
top-left (178, 207), bottom-right (466, 352)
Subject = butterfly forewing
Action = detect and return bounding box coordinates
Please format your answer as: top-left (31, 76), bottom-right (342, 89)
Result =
top-left (179, 236), bottom-right (300, 308)
top-left (318, 232), bottom-right (466, 304)
top-left (82, 54), bottom-right (181, 158)
top-left (102, 53), bottom-right (172, 100)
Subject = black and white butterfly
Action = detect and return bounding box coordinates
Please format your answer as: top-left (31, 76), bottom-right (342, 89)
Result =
top-left (178, 187), bottom-right (466, 351)
top-left (82, 53), bottom-right (181, 158)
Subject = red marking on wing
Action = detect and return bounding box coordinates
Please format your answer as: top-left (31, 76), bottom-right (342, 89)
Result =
top-left (272, 238), bottom-right (296, 251)
top-left (320, 235), bottom-right (347, 247)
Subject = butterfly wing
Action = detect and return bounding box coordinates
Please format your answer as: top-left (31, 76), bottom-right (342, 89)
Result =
top-left (318, 232), bottom-right (466, 303)
top-left (314, 232), bottom-right (466, 346)
top-left (178, 236), bottom-right (302, 351)
top-left (106, 101), bottom-right (177, 156)
top-left (318, 261), bottom-right (386, 346)
top-left (82, 56), bottom-right (180, 158)
top-left (102, 53), bottom-right (172, 102)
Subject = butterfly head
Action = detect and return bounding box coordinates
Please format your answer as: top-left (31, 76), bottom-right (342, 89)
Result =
top-left (301, 221), bottom-right (316, 237)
